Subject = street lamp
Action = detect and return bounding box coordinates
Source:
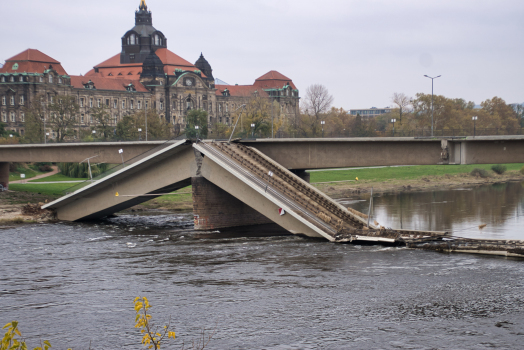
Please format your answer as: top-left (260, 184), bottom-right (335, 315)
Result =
top-left (138, 128), bottom-right (142, 141)
top-left (251, 123), bottom-right (255, 138)
top-left (424, 75), bottom-right (441, 137)
top-left (472, 116), bottom-right (478, 137)
top-left (321, 120), bottom-right (325, 137)
top-left (391, 118), bottom-right (397, 137)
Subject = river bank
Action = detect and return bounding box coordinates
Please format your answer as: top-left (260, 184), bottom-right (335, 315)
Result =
top-left (2, 166), bottom-right (523, 222)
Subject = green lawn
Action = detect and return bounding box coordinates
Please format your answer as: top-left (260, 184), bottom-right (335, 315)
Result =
top-left (309, 163), bottom-right (524, 183)
top-left (9, 168), bottom-right (43, 181)
top-left (9, 183), bottom-right (75, 196)
top-left (29, 174), bottom-right (87, 182)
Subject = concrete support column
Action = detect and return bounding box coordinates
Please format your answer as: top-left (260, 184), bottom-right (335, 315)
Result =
top-left (0, 162), bottom-right (9, 191)
top-left (290, 169), bottom-right (310, 183)
top-left (192, 176), bottom-right (273, 230)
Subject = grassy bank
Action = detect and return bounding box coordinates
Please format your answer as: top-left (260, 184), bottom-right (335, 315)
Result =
top-left (29, 174), bottom-right (87, 182)
top-left (309, 163), bottom-right (524, 183)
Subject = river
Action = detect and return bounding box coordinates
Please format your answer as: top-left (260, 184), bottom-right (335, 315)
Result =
top-left (1, 182), bottom-right (523, 349)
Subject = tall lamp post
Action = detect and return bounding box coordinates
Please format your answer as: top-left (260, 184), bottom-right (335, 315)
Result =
top-left (195, 125), bottom-right (200, 139)
top-left (424, 75), bottom-right (441, 137)
top-left (138, 128), bottom-right (142, 141)
top-left (250, 123), bottom-right (255, 138)
top-left (321, 120), bottom-right (325, 137)
top-left (391, 118), bottom-right (397, 137)
top-left (472, 116), bottom-right (478, 137)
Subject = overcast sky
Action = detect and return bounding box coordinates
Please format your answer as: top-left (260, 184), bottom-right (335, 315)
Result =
top-left (2, 0), bottom-right (523, 109)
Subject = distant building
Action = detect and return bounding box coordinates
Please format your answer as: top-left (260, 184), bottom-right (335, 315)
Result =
top-left (350, 107), bottom-right (392, 117)
top-left (0, 0), bottom-right (299, 137)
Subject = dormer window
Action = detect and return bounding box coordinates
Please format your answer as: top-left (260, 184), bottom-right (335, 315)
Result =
top-left (154, 34), bottom-right (162, 46)
top-left (126, 84), bottom-right (136, 92)
top-left (1, 77), bottom-right (4, 83)
top-left (49, 75), bottom-right (53, 83)
top-left (222, 89), bottom-right (230, 97)
top-left (108, 73), bottom-right (113, 76)
top-left (83, 80), bottom-right (95, 90)
top-left (10, 76), bottom-right (14, 82)
top-left (58, 77), bottom-right (63, 84)
top-left (19, 76), bottom-right (23, 82)
top-left (39, 76), bottom-right (43, 83)
top-left (130, 34), bottom-right (136, 45)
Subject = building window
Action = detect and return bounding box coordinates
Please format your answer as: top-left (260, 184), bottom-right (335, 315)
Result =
top-left (39, 76), bottom-right (43, 83)
top-left (90, 115), bottom-right (93, 123)
top-left (218, 104), bottom-right (222, 113)
top-left (154, 34), bottom-right (160, 46)
top-left (19, 76), bottom-right (23, 82)
top-left (113, 100), bottom-right (117, 108)
top-left (81, 114), bottom-right (84, 123)
top-left (219, 117), bottom-right (222, 123)
top-left (20, 112), bottom-right (24, 122)
top-left (225, 104), bottom-right (228, 113)
top-left (1, 77), bottom-right (4, 83)
top-left (80, 98), bottom-right (85, 107)
top-left (10, 111), bottom-right (15, 122)
top-left (10, 76), bottom-right (14, 82)
top-left (203, 102), bottom-right (207, 111)
top-left (160, 102), bottom-right (164, 110)
top-left (1, 96), bottom-right (5, 105)
top-left (10, 96), bottom-right (15, 106)
top-left (145, 101), bottom-right (149, 109)
top-left (97, 99), bottom-right (101, 108)
top-left (122, 100), bottom-right (126, 109)
top-left (89, 98), bottom-right (93, 108)
top-left (138, 100), bottom-right (142, 109)
top-left (105, 99), bottom-right (109, 106)
top-left (130, 34), bottom-right (136, 45)
top-left (20, 96), bottom-right (24, 105)
top-left (1, 112), bottom-right (6, 122)
top-left (130, 100), bottom-right (134, 110)
top-left (58, 77), bottom-right (63, 84)
top-left (49, 75), bottom-right (53, 83)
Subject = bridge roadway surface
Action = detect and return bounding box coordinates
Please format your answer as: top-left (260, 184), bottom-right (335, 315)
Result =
top-left (40, 140), bottom-right (447, 242)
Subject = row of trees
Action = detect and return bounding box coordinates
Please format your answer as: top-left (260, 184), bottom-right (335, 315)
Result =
top-left (7, 90), bottom-right (524, 143)
top-left (21, 95), bottom-right (176, 143)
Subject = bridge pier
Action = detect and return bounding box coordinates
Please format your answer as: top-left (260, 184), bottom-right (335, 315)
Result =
top-left (290, 169), bottom-right (310, 183)
top-left (192, 176), bottom-right (273, 230)
top-left (0, 162), bottom-right (9, 191)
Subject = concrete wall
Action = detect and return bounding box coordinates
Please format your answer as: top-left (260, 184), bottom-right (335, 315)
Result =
top-left (449, 139), bottom-right (524, 165)
top-left (192, 176), bottom-right (272, 230)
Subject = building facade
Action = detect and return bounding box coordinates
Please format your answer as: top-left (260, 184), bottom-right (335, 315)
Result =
top-left (349, 107), bottom-right (392, 117)
top-left (0, 0), bottom-right (299, 138)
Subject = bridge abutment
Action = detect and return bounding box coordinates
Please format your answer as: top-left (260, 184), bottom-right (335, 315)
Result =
top-left (192, 176), bottom-right (273, 230)
top-left (0, 162), bottom-right (9, 191)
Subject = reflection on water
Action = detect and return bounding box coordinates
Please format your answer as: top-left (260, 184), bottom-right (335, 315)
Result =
top-left (344, 181), bottom-right (524, 240)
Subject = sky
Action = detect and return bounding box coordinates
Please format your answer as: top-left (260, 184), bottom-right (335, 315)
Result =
top-left (2, 0), bottom-right (523, 110)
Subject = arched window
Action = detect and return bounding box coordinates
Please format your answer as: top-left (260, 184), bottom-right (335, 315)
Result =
top-left (49, 75), bottom-right (53, 83)
top-left (155, 34), bottom-right (160, 46)
top-left (10, 111), bottom-right (16, 122)
top-left (130, 34), bottom-right (136, 45)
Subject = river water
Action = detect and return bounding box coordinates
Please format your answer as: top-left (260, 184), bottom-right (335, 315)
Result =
top-left (1, 182), bottom-right (523, 349)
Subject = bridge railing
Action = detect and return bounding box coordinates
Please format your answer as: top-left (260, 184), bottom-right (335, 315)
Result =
top-left (62, 137), bottom-right (188, 195)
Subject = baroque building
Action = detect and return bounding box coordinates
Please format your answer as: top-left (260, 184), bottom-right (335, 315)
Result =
top-left (0, 0), bottom-right (299, 138)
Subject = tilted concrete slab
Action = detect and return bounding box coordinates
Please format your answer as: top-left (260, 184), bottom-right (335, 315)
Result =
top-left (195, 143), bottom-right (332, 240)
top-left (43, 140), bottom-right (194, 221)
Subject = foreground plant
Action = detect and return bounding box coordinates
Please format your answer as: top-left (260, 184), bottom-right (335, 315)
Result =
top-left (134, 297), bottom-right (214, 350)
top-left (134, 296), bottom-right (176, 349)
top-left (1, 321), bottom-right (64, 350)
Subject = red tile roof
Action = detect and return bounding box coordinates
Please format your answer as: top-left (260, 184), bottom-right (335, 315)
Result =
top-left (0, 49), bottom-right (68, 75)
top-left (70, 76), bottom-right (149, 92)
top-left (253, 70), bottom-right (296, 89)
top-left (88, 49), bottom-right (203, 79)
top-left (215, 85), bottom-right (269, 97)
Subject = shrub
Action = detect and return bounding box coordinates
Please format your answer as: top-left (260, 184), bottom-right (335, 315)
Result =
top-left (470, 168), bottom-right (490, 178)
top-left (520, 165), bottom-right (524, 175)
top-left (38, 164), bottom-right (53, 172)
top-left (491, 164), bottom-right (507, 175)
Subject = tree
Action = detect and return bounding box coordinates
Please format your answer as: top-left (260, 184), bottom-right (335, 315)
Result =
top-left (230, 96), bottom-right (283, 139)
top-left (299, 84), bottom-right (334, 137)
top-left (90, 105), bottom-right (115, 141)
top-left (391, 93), bottom-right (411, 124)
top-left (47, 95), bottom-right (80, 142)
top-left (185, 109), bottom-right (208, 139)
top-left (23, 95), bottom-right (47, 143)
top-left (116, 110), bottom-right (173, 141)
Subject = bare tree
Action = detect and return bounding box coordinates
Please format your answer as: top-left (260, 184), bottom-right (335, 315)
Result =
top-left (392, 92), bottom-right (411, 124)
top-left (300, 84), bottom-right (334, 136)
top-left (47, 95), bottom-right (80, 142)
